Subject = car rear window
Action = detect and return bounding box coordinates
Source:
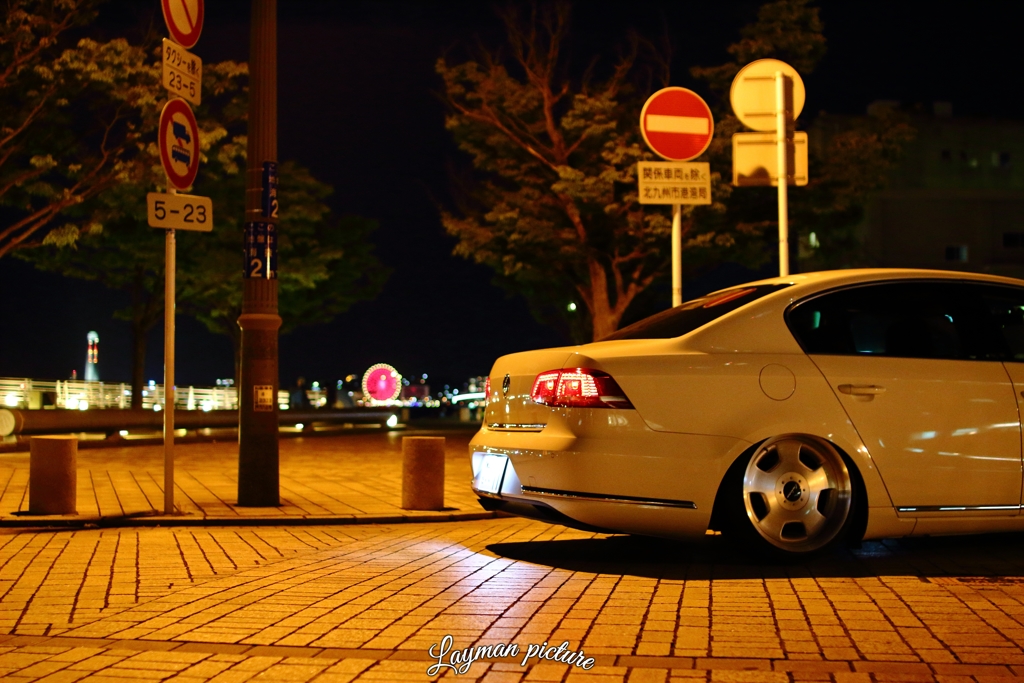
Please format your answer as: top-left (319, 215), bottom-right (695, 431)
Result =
top-left (601, 284), bottom-right (791, 341)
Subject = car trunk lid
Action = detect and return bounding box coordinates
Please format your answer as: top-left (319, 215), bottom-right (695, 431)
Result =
top-left (484, 348), bottom-right (574, 430)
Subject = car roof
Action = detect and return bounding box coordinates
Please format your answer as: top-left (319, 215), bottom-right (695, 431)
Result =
top-left (574, 268), bottom-right (1024, 359)
top-left (672, 268), bottom-right (1024, 354)
top-left (723, 268), bottom-right (1024, 299)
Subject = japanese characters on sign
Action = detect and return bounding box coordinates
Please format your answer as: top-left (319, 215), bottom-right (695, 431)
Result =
top-left (244, 222), bottom-right (278, 279)
top-left (162, 38), bottom-right (202, 105)
top-left (637, 162), bottom-right (712, 205)
top-left (261, 161), bottom-right (279, 219)
top-left (254, 385), bottom-right (274, 412)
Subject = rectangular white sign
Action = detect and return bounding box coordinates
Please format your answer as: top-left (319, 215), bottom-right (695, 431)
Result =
top-left (645, 115), bottom-right (710, 135)
top-left (147, 192), bottom-right (213, 231)
top-left (637, 161), bottom-right (712, 205)
top-left (162, 38), bottom-right (202, 105)
top-left (732, 131), bottom-right (809, 187)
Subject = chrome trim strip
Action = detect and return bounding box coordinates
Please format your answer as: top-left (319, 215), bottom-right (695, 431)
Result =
top-left (487, 423), bottom-right (546, 431)
top-left (897, 504), bottom-right (1021, 513)
top-left (521, 485), bottom-right (697, 509)
top-left (471, 486), bottom-right (502, 500)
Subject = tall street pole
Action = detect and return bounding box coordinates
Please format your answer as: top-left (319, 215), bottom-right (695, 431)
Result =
top-left (671, 204), bottom-right (682, 307)
top-left (163, 216), bottom-right (175, 514)
top-left (238, 0), bottom-right (281, 506)
top-left (775, 70), bottom-right (791, 277)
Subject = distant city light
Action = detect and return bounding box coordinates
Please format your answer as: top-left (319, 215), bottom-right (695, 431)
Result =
top-left (386, 414), bottom-right (399, 428)
top-left (295, 423), bottom-right (304, 430)
top-left (451, 392), bottom-right (485, 404)
top-left (78, 400), bottom-right (88, 411)
top-left (153, 403), bottom-right (162, 412)
top-left (3, 393), bottom-right (17, 407)
top-left (568, 302), bottom-right (577, 311)
top-left (119, 430), bottom-right (128, 437)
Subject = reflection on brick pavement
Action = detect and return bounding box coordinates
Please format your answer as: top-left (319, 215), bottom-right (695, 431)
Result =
top-left (5, 518), bottom-right (1024, 680)
top-left (0, 433), bottom-right (483, 521)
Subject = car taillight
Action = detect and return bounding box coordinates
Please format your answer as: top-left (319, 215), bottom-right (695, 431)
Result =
top-left (530, 368), bottom-right (634, 409)
top-left (484, 376), bottom-right (491, 403)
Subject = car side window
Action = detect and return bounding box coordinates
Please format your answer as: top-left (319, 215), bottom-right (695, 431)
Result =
top-left (787, 282), bottom-right (1003, 361)
top-left (977, 286), bottom-right (1024, 361)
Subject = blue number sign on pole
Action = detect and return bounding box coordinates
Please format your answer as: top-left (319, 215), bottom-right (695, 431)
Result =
top-left (261, 161), bottom-right (278, 219)
top-left (243, 222), bottom-right (277, 279)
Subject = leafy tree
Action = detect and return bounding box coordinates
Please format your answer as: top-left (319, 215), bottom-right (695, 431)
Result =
top-left (792, 111), bottom-right (915, 269)
top-left (179, 159), bottom-right (389, 383)
top-left (437, 3), bottom-right (675, 342)
top-left (18, 50), bottom-right (388, 404)
top-left (439, 0), bottom-right (913, 341)
top-left (16, 53), bottom-right (247, 406)
top-left (0, 0), bottom-right (159, 258)
top-left (436, 2), bottom-right (795, 342)
top-left (691, 0), bottom-right (914, 272)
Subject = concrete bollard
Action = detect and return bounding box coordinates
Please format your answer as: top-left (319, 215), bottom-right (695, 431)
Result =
top-left (401, 436), bottom-right (445, 510)
top-left (29, 435), bottom-right (78, 515)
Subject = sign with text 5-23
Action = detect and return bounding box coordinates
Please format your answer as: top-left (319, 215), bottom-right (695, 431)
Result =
top-left (147, 192), bottom-right (212, 231)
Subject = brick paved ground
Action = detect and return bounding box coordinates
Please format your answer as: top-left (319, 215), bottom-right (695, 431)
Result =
top-left (4, 517), bottom-right (1024, 681)
top-left (0, 433), bottom-right (485, 524)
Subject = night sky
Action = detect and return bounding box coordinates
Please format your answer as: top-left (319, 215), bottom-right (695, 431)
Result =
top-left (1, 0), bottom-right (1022, 391)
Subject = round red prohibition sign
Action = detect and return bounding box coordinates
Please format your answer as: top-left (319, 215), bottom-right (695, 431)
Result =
top-left (161, 0), bottom-right (204, 49)
top-left (159, 98), bottom-right (200, 190)
top-left (640, 87), bottom-right (715, 161)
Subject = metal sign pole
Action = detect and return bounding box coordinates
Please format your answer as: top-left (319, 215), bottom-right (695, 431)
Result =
top-left (775, 71), bottom-right (790, 277)
top-left (163, 189), bottom-right (176, 515)
top-left (671, 203), bottom-right (682, 307)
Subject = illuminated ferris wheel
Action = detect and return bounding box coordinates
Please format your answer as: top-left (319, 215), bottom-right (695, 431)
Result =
top-left (361, 363), bottom-right (402, 404)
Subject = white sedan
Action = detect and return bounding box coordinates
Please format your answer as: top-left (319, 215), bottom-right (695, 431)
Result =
top-left (470, 269), bottom-right (1024, 556)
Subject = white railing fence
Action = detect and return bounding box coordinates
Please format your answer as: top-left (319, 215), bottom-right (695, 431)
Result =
top-left (0, 377), bottom-right (295, 412)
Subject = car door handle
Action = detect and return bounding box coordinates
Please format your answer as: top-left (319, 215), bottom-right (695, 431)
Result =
top-left (838, 384), bottom-right (886, 396)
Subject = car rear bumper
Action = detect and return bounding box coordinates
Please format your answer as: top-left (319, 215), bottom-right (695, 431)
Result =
top-left (469, 418), bottom-right (748, 541)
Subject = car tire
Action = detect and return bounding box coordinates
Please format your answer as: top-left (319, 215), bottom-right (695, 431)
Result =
top-left (733, 435), bottom-right (855, 557)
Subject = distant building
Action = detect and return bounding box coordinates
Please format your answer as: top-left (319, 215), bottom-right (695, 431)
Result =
top-left (861, 102), bottom-right (1024, 278)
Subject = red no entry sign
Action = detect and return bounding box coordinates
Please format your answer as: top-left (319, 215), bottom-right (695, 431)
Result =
top-left (161, 0), bottom-right (204, 49)
top-left (640, 87), bottom-right (715, 161)
top-left (159, 98), bottom-right (200, 190)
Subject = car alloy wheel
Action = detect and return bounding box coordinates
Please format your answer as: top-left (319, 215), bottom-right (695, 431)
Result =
top-left (742, 435), bottom-right (853, 554)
